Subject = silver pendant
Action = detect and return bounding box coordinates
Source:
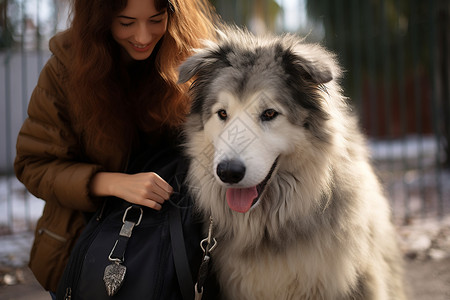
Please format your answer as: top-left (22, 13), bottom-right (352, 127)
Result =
top-left (103, 262), bottom-right (127, 296)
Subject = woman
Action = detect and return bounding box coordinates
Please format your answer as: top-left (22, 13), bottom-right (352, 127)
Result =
top-left (14, 0), bottom-right (217, 295)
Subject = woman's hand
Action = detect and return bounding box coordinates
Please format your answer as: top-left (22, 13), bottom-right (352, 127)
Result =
top-left (90, 172), bottom-right (173, 210)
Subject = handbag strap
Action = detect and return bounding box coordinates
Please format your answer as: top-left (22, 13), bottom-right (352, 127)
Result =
top-left (169, 205), bottom-right (194, 300)
top-left (109, 206), bottom-right (144, 262)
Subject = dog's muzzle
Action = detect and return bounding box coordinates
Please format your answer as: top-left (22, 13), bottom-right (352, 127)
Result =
top-left (216, 159), bottom-right (246, 184)
top-left (217, 158), bottom-right (278, 213)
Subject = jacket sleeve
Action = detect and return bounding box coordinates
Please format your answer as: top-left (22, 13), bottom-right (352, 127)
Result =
top-left (14, 56), bottom-right (102, 212)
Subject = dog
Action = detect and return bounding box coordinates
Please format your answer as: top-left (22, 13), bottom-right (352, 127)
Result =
top-left (178, 26), bottom-right (405, 300)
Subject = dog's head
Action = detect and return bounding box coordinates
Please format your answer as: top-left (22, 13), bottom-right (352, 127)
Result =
top-left (179, 27), bottom-right (343, 214)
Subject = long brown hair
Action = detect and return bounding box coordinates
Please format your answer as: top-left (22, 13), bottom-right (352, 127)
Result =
top-left (67, 0), bottom-right (218, 153)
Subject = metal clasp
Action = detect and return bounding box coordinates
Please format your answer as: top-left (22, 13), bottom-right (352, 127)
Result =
top-left (108, 240), bottom-right (123, 263)
top-left (122, 206), bottom-right (143, 226)
top-left (120, 206), bottom-right (143, 237)
top-left (196, 216), bottom-right (217, 300)
top-left (200, 216), bottom-right (217, 254)
top-left (108, 206), bottom-right (144, 262)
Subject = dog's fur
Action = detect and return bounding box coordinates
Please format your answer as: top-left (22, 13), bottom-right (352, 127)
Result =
top-left (178, 27), bottom-right (405, 300)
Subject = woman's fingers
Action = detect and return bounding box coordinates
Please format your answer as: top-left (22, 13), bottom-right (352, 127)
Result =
top-left (90, 171), bottom-right (173, 210)
top-left (135, 197), bottom-right (162, 211)
top-left (98, 172), bottom-right (172, 210)
top-left (131, 172), bottom-right (173, 210)
top-left (144, 172), bottom-right (173, 202)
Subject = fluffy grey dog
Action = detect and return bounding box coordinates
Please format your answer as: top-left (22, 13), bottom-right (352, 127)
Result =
top-left (178, 27), bottom-right (405, 300)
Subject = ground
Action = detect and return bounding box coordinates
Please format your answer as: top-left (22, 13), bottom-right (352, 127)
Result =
top-left (0, 258), bottom-right (449, 300)
top-left (398, 216), bottom-right (450, 299)
top-left (404, 257), bottom-right (450, 300)
top-left (1, 217), bottom-right (450, 300)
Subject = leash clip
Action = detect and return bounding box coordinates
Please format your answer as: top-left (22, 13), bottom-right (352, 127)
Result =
top-left (196, 216), bottom-right (217, 299)
top-left (200, 216), bottom-right (217, 254)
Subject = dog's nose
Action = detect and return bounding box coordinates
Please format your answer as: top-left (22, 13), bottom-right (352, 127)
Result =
top-left (216, 159), bottom-right (246, 184)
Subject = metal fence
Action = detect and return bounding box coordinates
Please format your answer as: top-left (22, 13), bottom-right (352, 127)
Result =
top-left (0, 0), bottom-right (449, 233)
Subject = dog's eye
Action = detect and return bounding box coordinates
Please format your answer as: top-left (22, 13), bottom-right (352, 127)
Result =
top-left (217, 109), bottom-right (228, 121)
top-left (261, 109), bottom-right (279, 121)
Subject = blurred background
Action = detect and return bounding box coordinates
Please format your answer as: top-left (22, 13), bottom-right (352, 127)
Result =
top-left (0, 0), bottom-right (449, 298)
top-left (2, 0), bottom-right (448, 230)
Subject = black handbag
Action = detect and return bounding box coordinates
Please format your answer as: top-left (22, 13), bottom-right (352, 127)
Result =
top-left (56, 139), bottom-right (219, 300)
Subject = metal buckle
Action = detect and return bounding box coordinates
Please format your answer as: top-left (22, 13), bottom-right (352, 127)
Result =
top-left (122, 206), bottom-right (143, 226)
top-left (200, 217), bottom-right (217, 254)
top-left (107, 206), bottom-right (144, 262)
top-left (108, 240), bottom-right (123, 263)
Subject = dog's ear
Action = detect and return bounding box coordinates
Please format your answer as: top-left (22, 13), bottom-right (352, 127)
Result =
top-left (287, 43), bottom-right (340, 84)
top-left (178, 49), bottom-right (212, 83)
top-left (178, 44), bottom-right (230, 84)
top-left (296, 58), bottom-right (333, 84)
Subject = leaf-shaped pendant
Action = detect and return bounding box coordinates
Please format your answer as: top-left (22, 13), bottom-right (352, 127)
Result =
top-left (103, 262), bottom-right (127, 296)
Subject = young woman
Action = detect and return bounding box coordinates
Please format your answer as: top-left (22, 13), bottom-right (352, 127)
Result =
top-left (14, 0), bottom-right (217, 295)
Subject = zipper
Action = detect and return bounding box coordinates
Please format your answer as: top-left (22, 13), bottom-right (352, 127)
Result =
top-left (59, 213), bottom-right (105, 299)
top-left (38, 228), bottom-right (67, 242)
top-left (64, 287), bottom-right (71, 300)
top-left (96, 200), bottom-right (108, 221)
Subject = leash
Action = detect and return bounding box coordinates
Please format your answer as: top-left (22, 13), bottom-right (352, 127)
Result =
top-left (195, 216), bottom-right (217, 300)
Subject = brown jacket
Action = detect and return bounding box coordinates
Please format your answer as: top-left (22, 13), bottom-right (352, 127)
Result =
top-left (14, 31), bottom-right (129, 292)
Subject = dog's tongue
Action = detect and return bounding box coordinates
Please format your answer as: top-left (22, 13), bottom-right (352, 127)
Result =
top-left (226, 187), bottom-right (258, 213)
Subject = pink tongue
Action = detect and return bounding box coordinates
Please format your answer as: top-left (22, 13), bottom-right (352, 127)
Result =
top-left (226, 187), bottom-right (258, 213)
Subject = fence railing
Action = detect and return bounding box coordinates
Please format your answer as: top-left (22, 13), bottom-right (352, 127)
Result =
top-left (0, 0), bottom-right (448, 233)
